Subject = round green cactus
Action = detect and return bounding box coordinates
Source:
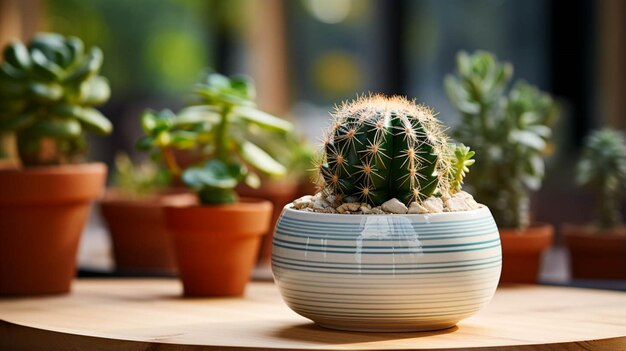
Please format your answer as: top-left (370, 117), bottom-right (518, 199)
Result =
top-left (0, 33), bottom-right (111, 166)
top-left (318, 95), bottom-right (452, 206)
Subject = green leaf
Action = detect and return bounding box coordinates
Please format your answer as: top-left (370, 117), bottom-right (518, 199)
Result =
top-left (182, 159), bottom-right (245, 190)
top-left (238, 140), bottom-right (286, 176)
top-left (176, 105), bottom-right (220, 125)
top-left (135, 135), bottom-right (155, 151)
top-left (0, 110), bottom-right (37, 131)
top-left (525, 154), bottom-right (545, 177)
top-left (457, 51), bottom-right (472, 77)
top-left (198, 187), bottom-right (238, 204)
top-left (206, 73), bottom-right (230, 89)
top-left (230, 75), bottom-right (256, 100)
top-left (169, 130), bottom-right (196, 149)
top-left (195, 86), bottom-right (251, 106)
top-left (64, 37), bottom-right (84, 68)
top-left (29, 82), bottom-right (63, 101)
top-left (508, 129), bottom-right (546, 150)
top-left (29, 117), bottom-right (82, 138)
top-left (30, 33), bottom-right (66, 50)
top-left (140, 109), bottom-right (174, 135)
top-left (444, 76), bottom-right (480, 114)
top-left (244, 171), bottom-right (261, 189)
top-left (140, 110), bottom-right (158, 133)
top-left (3, 41), bottom-right (31, 70)
top-left (79, 76), bottom-right (110, 105)
top-left (233, 106), bottom-right (293, 133)
top-left (521, 174), bottom-right (541, 191)
top-left (527, 125), bottom-right (551, 139)
top-left (0, 63), bottom-right (25, 81)
top-left (31, 48), bottom-right (64, 80)
top-left (64, 47), bottom-right (103, 83)
top-left (72, 107), bottom-right (112, 135)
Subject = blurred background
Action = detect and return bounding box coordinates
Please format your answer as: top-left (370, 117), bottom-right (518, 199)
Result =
top-left (1, 0), bottom-right (625, 282)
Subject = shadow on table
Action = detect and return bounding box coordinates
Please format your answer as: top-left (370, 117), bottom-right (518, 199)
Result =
top-left (273, 322), bottom-right (458, 344)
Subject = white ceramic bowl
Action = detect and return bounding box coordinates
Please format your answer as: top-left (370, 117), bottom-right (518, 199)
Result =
top-left (271, 205), bottom-right (501, 332)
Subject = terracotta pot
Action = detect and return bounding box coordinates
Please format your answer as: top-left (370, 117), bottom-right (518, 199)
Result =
top-left (164, 195), bottom-right (272, 296)
top-left (499, 223), bottom-right (553, 284)
top-left (0, 163), bottom-right (107, 295)
top-left (100, 189), bottom-right (186, 274)
top-left (563, 224), bottom-right (626, 280)
top-left (236, 181), bottom-right (298, 264)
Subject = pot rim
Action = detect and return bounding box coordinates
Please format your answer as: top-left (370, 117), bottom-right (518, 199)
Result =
top-left (281, 203), bottom-right (491, 220)
top-left (0, 162), bottom-right (107, 205)
top-left (164, 196), bottom-right (273, 212)
top-left (101, 187), bottom-right (190, 207)
top-left (0, 162), bottom-right (106, 175)
top-left (562, 223), bottom-right (626, 237)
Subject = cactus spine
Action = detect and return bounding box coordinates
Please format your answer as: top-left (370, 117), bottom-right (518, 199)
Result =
top-left (318, 95), bottom-right (451, 206)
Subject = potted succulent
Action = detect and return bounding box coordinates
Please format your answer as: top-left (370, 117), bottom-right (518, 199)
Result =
top-left (99, 153), bottom-right (179, 274)
top-left (0, 33), bottom-right (111, 295)
top-left (138, 73), bottom-right (293, 296)
top-left (183, 74), bottom-right (306, 266)
top-left (563, 128), bottom-right (626, 279)
top-left (445, 51), bottom-right (559, 283)
top-left (272, 95), bottom-right (501, 332)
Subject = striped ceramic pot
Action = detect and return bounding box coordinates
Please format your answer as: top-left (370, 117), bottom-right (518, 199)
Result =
top-left (271, 205), bottom-right (501, 332)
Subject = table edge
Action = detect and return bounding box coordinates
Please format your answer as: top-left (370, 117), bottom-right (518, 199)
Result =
top-left (2, 319), bottom-right (626, 351)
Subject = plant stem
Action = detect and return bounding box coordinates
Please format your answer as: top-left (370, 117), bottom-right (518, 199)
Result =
top-left (161, 147), bottom-right (181, 177)
top-left (215, 105), bottom-right (232, 162)
top-left (597, 187), bottom-right (621, 229)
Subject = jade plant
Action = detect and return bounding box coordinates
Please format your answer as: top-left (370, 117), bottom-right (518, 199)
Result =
top-left (249, 127), bottom-right (317, 184)
top-left (577, 128), bottom-right (626, 230)
top-left (0, 33), bottom-right (112, 166)
top-left (111, 153), bottom-right (171, 199)
top-left (137, 73), bottom-right (293, 204)
top-left (317, 94), bottom-right (473, 206)
top-left (445, 51), bottom-right (558, 229)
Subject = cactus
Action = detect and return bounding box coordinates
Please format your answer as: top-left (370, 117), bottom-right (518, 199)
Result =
top-left (317, 95), bottom-right (452, 206)
top-left (577, 128), bottom-right (626, 230)
top-left (0, 33), bottom-right (111, 166)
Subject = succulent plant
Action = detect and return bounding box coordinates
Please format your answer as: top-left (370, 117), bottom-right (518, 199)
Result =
top-left (111, 153), bottom-right (171, 199)
top-left (317, 95), bottom-right (454, 206)
top-left (0, 33), bottom-right (111, 166)
top-left (577, 128), bottom-right (626, 230)
top-left (137, 73), bottom-right (293, 204)
top-left (447, 143), bottom-right (475, 194)
top-left (445, 51), bottom-right (558, 229)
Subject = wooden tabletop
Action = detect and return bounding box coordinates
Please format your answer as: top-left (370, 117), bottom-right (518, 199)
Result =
top-left (1, 279), bottom-right (625, 350)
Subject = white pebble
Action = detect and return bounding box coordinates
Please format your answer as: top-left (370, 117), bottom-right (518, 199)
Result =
top-left (313, 198), bottom-right (330, 210)
top-left (381, 198), bottom-right (408, 214)
top-left (422, 197), bottom-right (444, 213)
top-left (408, 202), bottom-right (428, 214)
top-left (292, 195), bottom-right (313, 209)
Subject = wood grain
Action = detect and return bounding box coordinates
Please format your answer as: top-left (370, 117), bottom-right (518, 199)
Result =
top-left (0, 279), bottom-right (625, 350)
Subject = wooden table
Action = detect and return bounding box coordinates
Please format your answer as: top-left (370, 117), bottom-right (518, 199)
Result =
top-left (1, 279), bottom-right (625, 350)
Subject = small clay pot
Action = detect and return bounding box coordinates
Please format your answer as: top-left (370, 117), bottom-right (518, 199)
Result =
top-left (164, 195), bottom-right (272, 296)
top-left (100, 188), bottom-right (186, 274)
top-left (236, 181), bottom-right (298, 264)
top-left (563, 224), bottom-right (626, 280)
top-left (0, 163), bottom-right (107, 295)
top-left (499, 223), bottom-right (554, 284)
